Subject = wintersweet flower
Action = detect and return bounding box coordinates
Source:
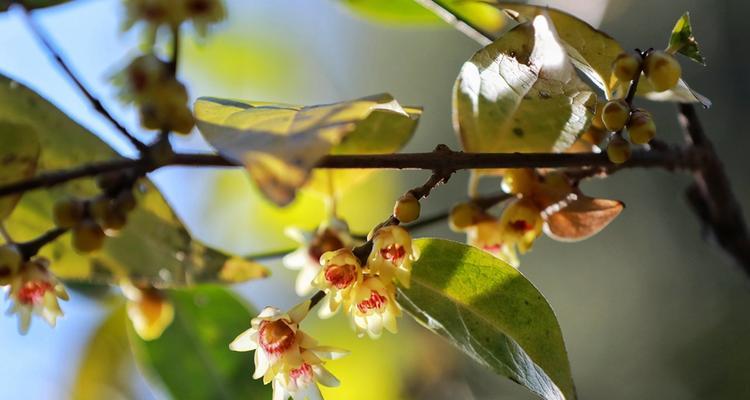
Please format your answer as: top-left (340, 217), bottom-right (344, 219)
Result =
top-left (313, 249), bottom-right (362, 318)
top-left (497, 198), bottom-right (544, 265)
top-left (6, 258), bottom-right (69, 334)
top-left (348, 276), bottom-right (401, 338)
top-left (230, 301), bottom-right (347, 399)
top-left (367, 225), bottom-right (418, 288)
top-left (284, 219), bottom-right (352, 296)
top-left (121, 281), bottom-right (175, 341)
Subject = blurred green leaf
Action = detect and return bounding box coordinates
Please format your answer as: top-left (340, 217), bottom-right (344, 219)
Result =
top-left (0, 0), bottom-right (70, 11)
top-left (0, 74), bottom-right (268, 286)
top-left (194, 94), bottom-right (418, 206)
top-left (454, 16), bottom-right (595, 158)
top-left (72, 305), bottom-right (137, 400)
top-left (129, 285), bottom-right (271, 399)
top-left (336, 0), bottom-right (441, 24)
top-left (0, 121), bottom-right (40, 220)
top-left (668, 12), bottom-right (705, 65)
top-left (400, 238), bottom-right (576, 400)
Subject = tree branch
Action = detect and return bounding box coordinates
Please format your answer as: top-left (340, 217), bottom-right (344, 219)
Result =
top-left (17, 227), bottom-right (67, 259)
top-left (17, 5), bottom-right (148, 153)
top-left (678, 104), bottom-right (750, 271)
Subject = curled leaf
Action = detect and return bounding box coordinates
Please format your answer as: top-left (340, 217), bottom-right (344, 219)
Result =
top-left (453, 15), bottom-right (595, 158)
top-left (194, 94), bottom-right (418, 205)
top-left (542, 194), bottom-right (624, 242)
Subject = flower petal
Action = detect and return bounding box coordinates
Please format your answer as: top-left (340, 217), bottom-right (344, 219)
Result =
top-left (229, 328), bottom-right (258, 352)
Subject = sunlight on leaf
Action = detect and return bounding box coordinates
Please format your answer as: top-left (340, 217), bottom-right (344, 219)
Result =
top-left (453, 15), bottom-right (595, 162)
top-left (194, 94), bottom-right (417, 206)
top-left (0, 121), bottom-right (39, 221)
top-left (0, 74), bottom-right (262, 287)
top-left (128, 285), bottom-right (271, 399)
top-left (401, 238), bottom-right (576, 400)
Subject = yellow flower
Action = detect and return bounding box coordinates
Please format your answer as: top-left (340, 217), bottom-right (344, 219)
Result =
top-left (230, 301), bottom-right (347, 399)
top-left (283, 219), bottom-right (352, 297)
top-left (313, 249), bottom-right (362, 318)
top-left (465, 215), bottom-right (519, 265)
top-left (367, 225), bottom-right (418, 288)
top-left (6, 258), bottom-right (69, 335)
top-left (348, 276), bottom-right (401, 339)
top-left (496, 198), bottom-right (544, 265)
top-left (121, 281), bottom-right (175, 341)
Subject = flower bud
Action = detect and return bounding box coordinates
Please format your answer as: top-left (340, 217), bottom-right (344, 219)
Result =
top-left (627, 109), bottom-right (656, 145)
top-left (602, 100), bottom-right (630, 132)
top-left (449, 202), bottom-right (481, 231)
top-left (607, 135), bottom-right (631, 164)
top-left (644, 51), bottom-right (681, 92)
top-left (53, 197), bottom-right (85, 229)
top-left (612, 52), bottom-right (641, 83)
top-left (393, 193), bottom-right (420, 223)
top-left (72, 220), bottom-right (105, 253)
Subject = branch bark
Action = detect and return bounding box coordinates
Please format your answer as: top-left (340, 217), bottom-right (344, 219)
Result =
top-left (678, 104), bottom-right (750, 271)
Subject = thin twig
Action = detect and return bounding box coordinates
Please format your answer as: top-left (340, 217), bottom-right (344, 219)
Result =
top-left (17, 227), bottom-right (67, 259)
top-left (678, 104), bottom-right (750, 272)
top-left (17, 6), bottom-right (148, 153)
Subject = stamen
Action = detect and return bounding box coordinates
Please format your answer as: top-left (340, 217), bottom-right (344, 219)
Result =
top-left (258, 320), bottom-right (296, 355)
top-left (357, 290), bottom-right (387, 313)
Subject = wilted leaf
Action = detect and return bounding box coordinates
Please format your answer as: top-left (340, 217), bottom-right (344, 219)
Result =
top-left (668, 12), bottom-right (705, 65)
top-left (542, 195), bottom-right (624, 242)
top-left (71, 305), bottom-right (138, 400)
top-left (129, 285), bottom-right (271, 399)
top-left (401, 238), bottom-right (576, 400)
top-left (194, 94), bottom-right (417, 205)
top-left (453, 15), bottom-right (595, 159)
top-left (0, 121), bottom-right (40, 220)
top-left (0, 74), bottom-right (266, 287)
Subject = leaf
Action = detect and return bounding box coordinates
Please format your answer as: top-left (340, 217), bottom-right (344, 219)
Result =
top-left (0, 74), bottom-right (268, 286)
top-left (0, 0), bottom-right (70, 11)
top-left (400, 238), bottom-right (576, 400)
top-left (72, 305), bottom-right (139, 400)
top-left (668, 12), bottom-right (705, 65)
top-left (453, 15), bottom-right (595, 158)
top-left (128, 285), bottom-right (271, 399)
top-left (542, 195), bottom-right (624, 242)
top-left (635, 77), bottom-right (712, 108)
top-left (0, 121), bottom-right (40, 220)
top-left (304, 105), bottom-right (422, 196)
top-left (194, 94), bottom-right (418, 205)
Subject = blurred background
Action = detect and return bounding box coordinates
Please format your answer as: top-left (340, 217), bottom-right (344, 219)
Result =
top-left (0, 0), bottom-right (749, 399)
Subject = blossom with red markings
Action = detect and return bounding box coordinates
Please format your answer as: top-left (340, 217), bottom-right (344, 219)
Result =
top-left (284, 219), bottom-right (352, 296)
top-left (230, 301), bottom-right (346, 399)
top-left (367, 225), bottom-right (418, 288)
top-left (348, 276), bottom-right (401, 338)
top-left (497, 198), bottom-right (543, 265)
top-left (6, 257), bottom-right (69, 334)
top-left (313, 249), bottom-right (362, 318)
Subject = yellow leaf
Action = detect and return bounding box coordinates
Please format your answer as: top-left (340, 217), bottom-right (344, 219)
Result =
top-left (0, 121), bottom-right (40, 220)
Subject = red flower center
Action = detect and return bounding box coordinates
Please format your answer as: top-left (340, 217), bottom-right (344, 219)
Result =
top-left (357, 290), bottom-right (387, 313)
top-left (289, 363), bottom-right (313, 381)
top-left (483, 243), bottom-right (502, 252)
top-left (324, 264), bottom-right (357, 289)
top-left (509, 219), bottom-right (534, 232)
top-left (379, 244), bottom-right (405, 263)
top-left (258, 320), bottom-right (295, 355)
top-left (17, 281), bottom-right (53, 305)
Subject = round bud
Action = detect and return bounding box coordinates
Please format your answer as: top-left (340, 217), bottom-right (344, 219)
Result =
top-left (90, 197), bottom-right (113, 221)
top-left (612, 52), bottom-right (641, 83)
top-left (53, 198), bottom-right (85, 229)
top-left (172, 106), bottom-right (195, 135)
top-left (449, 202), bottom-right (481, 232)
top-left (114, 190), bottom-right (137, 213)
top-left (602, 100), bottom-right (631, 132)
top-left (627, 109), bottom-right (656, 145)
top-left (393, 193), bottom-right (421, 223)
top-left (72, 220), bottom-right (105, 253)
top-left (607, 135), bottom-right (632, 164)
top-left (0, 244), bottom-right (23, 284)
top-left (644, 51), bottom-right (681, 92)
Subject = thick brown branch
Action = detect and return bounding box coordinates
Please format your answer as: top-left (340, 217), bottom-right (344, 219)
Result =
top-left (18, 6), bottom-right (148, 153)
top-left (678, 104), bottom-right (750, 272)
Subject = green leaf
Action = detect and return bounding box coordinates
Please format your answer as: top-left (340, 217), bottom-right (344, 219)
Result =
top-left (129, 285), bottom-right (271, 399)
top-left (0, 0), bottom-right (70, 11)
top-left (0, 121), bottom-right (40, 220)
top-left (668, 12), bottom-right (705, 65)
top-left (72, 305), bottom-right (138, 400)
top-left (453, 15), bottom-right (595, 157)
top-left (194, 94), bottom-right (419, 206)
top-left (0, 74), bottom-right (268, 286)
top-left (400, 238), bottom-right (576, 400)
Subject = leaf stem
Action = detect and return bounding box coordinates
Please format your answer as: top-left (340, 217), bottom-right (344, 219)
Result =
top-left (17, 5), bottom-right (148, 153)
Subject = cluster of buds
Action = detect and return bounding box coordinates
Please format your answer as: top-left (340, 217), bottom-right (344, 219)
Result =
top-left (230, 301), bottom-right (346, 400)
top-left (115, 54), bottom-right (194, 134)
top-left (123, 0), bottom-right (227, 37)
top-left (0, 246), bottom-right (68, 334)
top-left (52, 171), bottom-right (138, 253)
